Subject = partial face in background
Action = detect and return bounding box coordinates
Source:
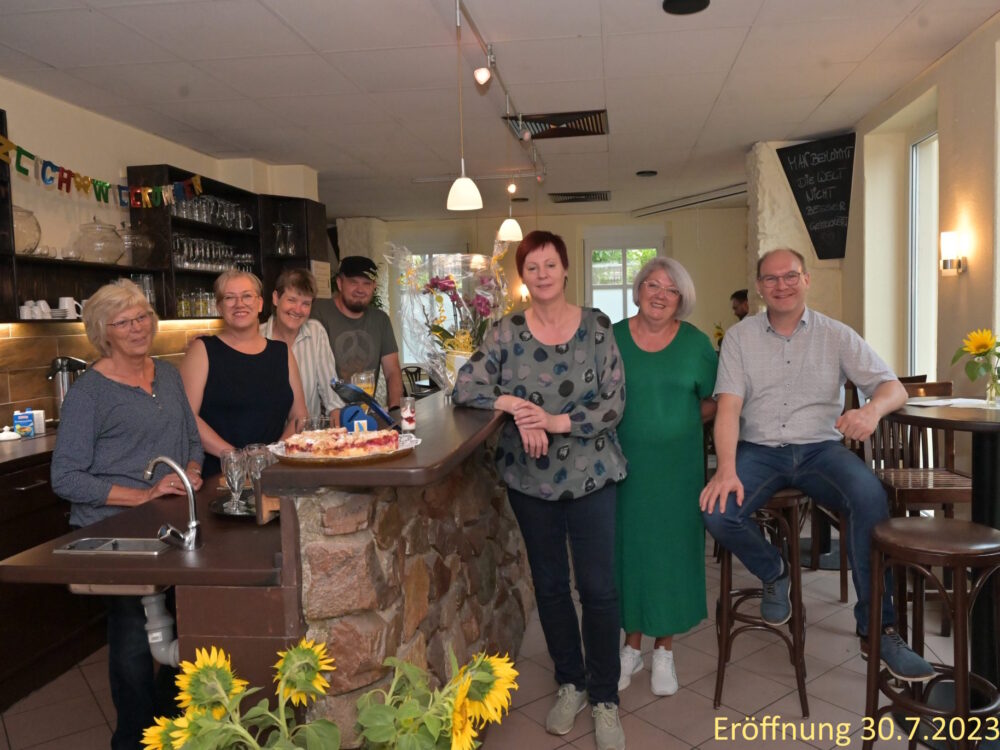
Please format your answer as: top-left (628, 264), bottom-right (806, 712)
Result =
top-left (337, 274), bottom-right (375, 313)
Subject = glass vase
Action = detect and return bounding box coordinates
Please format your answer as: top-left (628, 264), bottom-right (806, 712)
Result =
top-left (987, 374), bottom-right (1000, 408)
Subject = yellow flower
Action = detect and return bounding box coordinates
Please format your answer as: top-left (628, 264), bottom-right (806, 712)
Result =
top-left (274, 637), bottom-right (336, 707)
top-left (451, 675), bottom-right (478, 750)
top-left (963, 328), bottom-right (997, 356)
top-left (169, 714), bottom-right (192, 748)
top-left (465, 654), bottom-right (519, 726)
top-left (175, 647), bottom-right (248, 720)
top-left (141, 716), bottom-right (181, 750)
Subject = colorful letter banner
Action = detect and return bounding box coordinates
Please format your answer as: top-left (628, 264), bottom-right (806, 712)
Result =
top-left (0, 133), bottom-right (203, 208)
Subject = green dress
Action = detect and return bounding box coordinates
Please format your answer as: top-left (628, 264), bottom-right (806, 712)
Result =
top-left (613, 319), bottom-right (718, 635)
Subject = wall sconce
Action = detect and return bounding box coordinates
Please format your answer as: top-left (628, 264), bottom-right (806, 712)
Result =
top-left (518, 282), bottom-right (529, 302)
top-left (940, 231), bottom-right (967, 276)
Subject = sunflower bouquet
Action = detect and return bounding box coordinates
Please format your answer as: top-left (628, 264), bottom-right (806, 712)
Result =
top-left (141, 640), bottom-right (340, 750)
top-left (952, 328), bottom-right (1000, 405)
top-left (356, 651), bottom-right (518, 750)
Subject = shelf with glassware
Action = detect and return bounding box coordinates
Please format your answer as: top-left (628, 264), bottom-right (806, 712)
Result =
top-left (127, 165), bottom-right (261, 320)
top-left (258, 195), bottom-right (329, 318)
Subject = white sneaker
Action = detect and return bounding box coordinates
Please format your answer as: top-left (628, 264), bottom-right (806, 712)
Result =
top-left (650, 647), bottom-right (678, 696)
top-left (617, 644), bottom-right (643, 691)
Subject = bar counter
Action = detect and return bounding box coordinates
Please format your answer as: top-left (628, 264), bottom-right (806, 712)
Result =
top-left (0, 394), bottom-right (531, 745)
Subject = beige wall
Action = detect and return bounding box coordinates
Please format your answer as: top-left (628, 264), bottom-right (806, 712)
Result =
top-left (0, 75), bottom-right (319, 253)
top-left (849, 15), bottom-right (1000, 390)
top-left (384, 207), bottom-right (748, 338)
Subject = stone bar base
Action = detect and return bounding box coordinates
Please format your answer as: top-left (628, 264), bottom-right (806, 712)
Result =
top-left (290, 443), bottom-right (532, 746)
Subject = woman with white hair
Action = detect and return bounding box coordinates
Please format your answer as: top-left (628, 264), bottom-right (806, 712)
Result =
top-left (613, 257), bottom-right (718, 696)
top-left (51, 278), bottom-right (203, 750)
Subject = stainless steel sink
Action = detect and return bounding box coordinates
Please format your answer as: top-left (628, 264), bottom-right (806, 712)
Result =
top-left (55, 537), bottom-right (171, 556)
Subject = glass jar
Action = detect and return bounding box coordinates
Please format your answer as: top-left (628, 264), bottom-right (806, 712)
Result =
top-left (119, 223), bottom-right (155, 266)
top-left (71, 218), bottom-right (125, 264)
top-left (12, 205), bottom-right (41, 256)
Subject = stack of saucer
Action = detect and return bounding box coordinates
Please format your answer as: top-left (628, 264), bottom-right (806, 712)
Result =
top-left (49, 309), bottom-right (69, 319)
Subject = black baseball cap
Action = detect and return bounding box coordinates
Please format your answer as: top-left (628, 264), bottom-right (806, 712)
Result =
top-left (338, 256), bottom-right (378, 279)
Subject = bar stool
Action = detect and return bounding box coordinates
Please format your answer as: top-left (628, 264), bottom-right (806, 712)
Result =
top-left (715, 488), bottom-right (810, 717)
top-left (863, 517), bottom-right (1000, 750)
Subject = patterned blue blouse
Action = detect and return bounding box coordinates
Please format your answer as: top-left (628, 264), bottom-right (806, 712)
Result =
top-left (452, 307), bottom-right (628, 500)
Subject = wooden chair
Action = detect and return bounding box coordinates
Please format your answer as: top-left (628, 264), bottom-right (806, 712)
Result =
top-left (873, 380), bottom-right (972, 637)
top-left (402, 366), bottom-right (440, 399)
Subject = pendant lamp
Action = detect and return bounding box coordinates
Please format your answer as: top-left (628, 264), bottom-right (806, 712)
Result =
top-left (447, 5), bottom-right (482, 211)
top-left (497, 203), bottom-right (522, 242)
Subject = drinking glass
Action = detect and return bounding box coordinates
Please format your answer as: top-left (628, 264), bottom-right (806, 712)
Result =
top-left (284, 223), bottom-right (296, 256)
top-left (220, 448), bottom-right (246, 513)
top-left (350, 371), bottom-right (376, 413)
top-left (295, 416), bottom-right (329, 433)
top-left (274, 223), bottom-right (287, 256)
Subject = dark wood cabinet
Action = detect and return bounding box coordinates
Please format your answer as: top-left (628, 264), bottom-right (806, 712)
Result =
top-left (0, 452), bottom-right (106, 711)
top-left (259, 194), bottom-right (329, 317)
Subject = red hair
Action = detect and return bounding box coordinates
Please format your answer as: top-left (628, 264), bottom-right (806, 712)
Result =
top-left (515, 230), bottom-right (569, 277)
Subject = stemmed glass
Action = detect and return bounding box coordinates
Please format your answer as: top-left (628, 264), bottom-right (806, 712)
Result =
top-left (220, 448), bottom-right (246, 513)
top-left (244, 443), bottom-right (270, 511)
top-left (351, 371), bottom-right (376, 413)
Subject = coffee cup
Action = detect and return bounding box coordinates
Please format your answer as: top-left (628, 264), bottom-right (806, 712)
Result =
top-left (18, 304), bottom-right (31, 319)
top-left (58, 297), bottom-right (83, 319)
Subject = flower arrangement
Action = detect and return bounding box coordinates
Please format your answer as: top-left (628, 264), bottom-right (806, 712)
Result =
top-left (952, 328), bottom-right (1000, 405)
top-left (141, 640), bottom-right (339, 750)
top-left (713, 322), bottom-right (725, 349)
top-left (356, 651), bottom-right (518, 750)
top-left (422, 274), bottom-right (500, 354)
top-left (141, 641), bottom-right (517, 750)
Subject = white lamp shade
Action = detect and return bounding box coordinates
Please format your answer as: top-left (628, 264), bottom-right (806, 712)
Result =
top-left (447, 176), bottom-right (483, 211)
top-left (497, 217), bottom-right (523, 242)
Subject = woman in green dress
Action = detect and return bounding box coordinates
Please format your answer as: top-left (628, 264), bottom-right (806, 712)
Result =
top-left (613, 257), bottom-right (718, 696)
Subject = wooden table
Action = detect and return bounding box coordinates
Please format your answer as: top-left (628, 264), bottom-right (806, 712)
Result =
top-left (884, 404), bottom-right (1000, 686)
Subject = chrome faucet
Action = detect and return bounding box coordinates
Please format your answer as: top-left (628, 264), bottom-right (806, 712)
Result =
top-left (144, 456), bottom-right (200, 550)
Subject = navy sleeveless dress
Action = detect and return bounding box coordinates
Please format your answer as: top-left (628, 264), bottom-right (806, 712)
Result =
top-left (199, 335), bottom-right (293, 477)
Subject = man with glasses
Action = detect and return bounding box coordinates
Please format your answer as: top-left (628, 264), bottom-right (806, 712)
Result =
top-left (699, 248), bottom-right (934, 682)
top-left (311, 256), bottom-right (404, 412)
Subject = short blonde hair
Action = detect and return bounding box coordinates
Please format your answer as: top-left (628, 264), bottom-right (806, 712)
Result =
top-left (213, 270), bottom-right (262, 305)
top-left (82, 279), bottom-right (158, 357)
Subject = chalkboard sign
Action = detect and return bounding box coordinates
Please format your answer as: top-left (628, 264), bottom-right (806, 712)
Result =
top-left (777, 133), bottom-right (855, 260)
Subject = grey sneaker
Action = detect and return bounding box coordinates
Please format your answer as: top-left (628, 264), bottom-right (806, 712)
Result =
top-left (760, 560), bottom-right (791, 626)
top-left (867, 627), bottom-right (936, 682)
top-left (545, 684), bottom-right (587, 735)
top-left (592, 702), bottom-right (626, 750)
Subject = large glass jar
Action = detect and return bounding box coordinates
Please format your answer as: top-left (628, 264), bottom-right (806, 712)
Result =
top-left (12, 205), bottom-right (41, 255)
top-left (71, 218), bottom-right (125, 264)
top-left (119, 223), bottom-right (154, 266)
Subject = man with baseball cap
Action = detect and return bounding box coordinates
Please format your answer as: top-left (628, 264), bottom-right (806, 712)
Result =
top-left (311, 255), bottom-right (404, 412)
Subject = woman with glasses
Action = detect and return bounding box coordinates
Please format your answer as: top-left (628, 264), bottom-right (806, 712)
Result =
top-left (51, 279), bottom-right (203, 750)
top-left (612, 257), bottom-right (717, 696)
top-left (180, 270), bottom-right (306, 477)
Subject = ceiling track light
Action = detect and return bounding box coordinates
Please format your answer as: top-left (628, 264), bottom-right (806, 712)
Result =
top-left (474, 44), bottom-right (494, 85)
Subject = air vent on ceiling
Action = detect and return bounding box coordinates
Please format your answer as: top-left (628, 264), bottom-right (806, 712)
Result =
top-left (549, 191), bottom-right (610, 203)
top-left (504, 110), bottom-right (608, 140)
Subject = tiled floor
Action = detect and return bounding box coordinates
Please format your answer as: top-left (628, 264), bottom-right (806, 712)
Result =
top-left (1, 541), bottom-right (954, 749)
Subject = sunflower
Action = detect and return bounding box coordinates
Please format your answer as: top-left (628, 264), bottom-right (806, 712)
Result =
top-left (465, 654), bottom-right (519, 727)
top-left (274, 637), bottom-right (336, 707)
top-left (963, 328), bottom-right (997, 356)
top-left (450, 675), bottom-right (478, 750)
top-left (175, 646), bottom-right (248, 720)
top-left (169, 714), bottom-right (193, 748)
top-left (141, 716), bottom-right (181, 750)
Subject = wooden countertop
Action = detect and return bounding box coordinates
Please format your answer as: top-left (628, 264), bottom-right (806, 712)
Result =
top-left (0, 433), bottom-right (58, 472)
top-left (261, 392), bottom-right (505, 492)
top-left (0, 483), bottom-right (282, 588)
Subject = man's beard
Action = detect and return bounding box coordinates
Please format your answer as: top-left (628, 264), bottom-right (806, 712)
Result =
top-left (342, 297), bottom-right (368, 313)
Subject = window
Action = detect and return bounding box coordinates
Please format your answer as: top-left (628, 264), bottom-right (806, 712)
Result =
top-left (584, 231), bottom-right (663, 323)
top-left (908, 133), bottom-right (938, 378)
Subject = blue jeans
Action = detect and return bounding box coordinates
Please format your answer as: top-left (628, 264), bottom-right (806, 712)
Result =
top-left (701, 440), bottom-right (894, 637)
top-left (106, 594), bottom-right (178, 750)
top-left (508, 484), bottom-right (621, 705)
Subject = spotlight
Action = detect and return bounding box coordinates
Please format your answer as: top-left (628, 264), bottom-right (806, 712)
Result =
top-left (521, 128), bottom-right (532, 142)
top-left (507, 182), bottom-right (517, 195)
top-left (474, 67), bottom-right (491, 85)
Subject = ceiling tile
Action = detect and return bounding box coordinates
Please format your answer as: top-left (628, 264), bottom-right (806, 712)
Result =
top-left (460, 0), bottom-right (602, 41)
top-left (872, 7), bottom-right (1000, 62)
top-left (150, 97), bottom-right (288, 132)
top-left (261, 0), bottom-right (454, 52)
top-left (504, 80), bottom-right (606, 113)
top-left (720, 61), bottom-right (856, 102)
top-left (489, 37), bottom-right (605, 85)
top-left (323, 45), bottom-right (457, 93)
top-left (258, 93), bottom-right (390, 128)
top-left (0, 43), bottom-right (49, 72)
top-left (604, 28), bottom-right (746, 79)
top-left (105, 0), bottom-right (312, 60)
top-left (0, 8), bottom-right (174, 67)
top-left (757, 0), bottom-right (921, 23)
top-left (101, 104), bottom-right (197, 136)
top-left (196, 54), bottom-right (359, 98)
top-left (738, 16), bottom-right (902, 67)
top-left (0, 68), bottom-right (131, 110)
top-left (71, 61), bottom-right (241, 104)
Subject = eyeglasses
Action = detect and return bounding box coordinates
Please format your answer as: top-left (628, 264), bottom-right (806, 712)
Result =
top-left (641, 280), bottom-right (681, 299)
top-left (758, 271), bottom-right (803, 288)
top-left (107, 313), bottom-right (150, 331)
top-left (221, 292), bottom-right (259, 306)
